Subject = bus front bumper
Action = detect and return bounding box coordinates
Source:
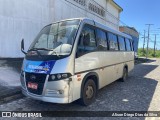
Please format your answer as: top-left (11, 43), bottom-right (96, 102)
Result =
top-left (21, 78), bottom-right (73, 104)
top-left (22, 88), bottom-right (69, 103)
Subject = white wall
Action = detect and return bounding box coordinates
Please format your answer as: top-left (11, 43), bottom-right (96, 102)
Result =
top-left (106, 1), bottom-right (120, 30)
top-left (0, 0), bottom-right (121, 58)
top-left (0, 0), bottom-right (52, 58)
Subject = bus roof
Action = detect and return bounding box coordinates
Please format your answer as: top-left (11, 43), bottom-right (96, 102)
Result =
top-left (51, 18), bottom-right (132, 40)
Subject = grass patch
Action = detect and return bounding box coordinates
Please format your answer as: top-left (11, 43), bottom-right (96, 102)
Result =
top-left (138, 48), bottom-right (160, 58)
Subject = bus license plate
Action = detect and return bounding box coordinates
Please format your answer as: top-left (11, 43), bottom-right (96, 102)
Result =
top-left (28, 82), bottom-right (38, 90)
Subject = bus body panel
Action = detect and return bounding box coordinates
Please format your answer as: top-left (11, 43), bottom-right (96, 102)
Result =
top-left (74, 51), bottom-right (134, 91)
top-left (75, 52), bottom-right (101, 74)
top-left (50, 56), bottom-right (74, 75)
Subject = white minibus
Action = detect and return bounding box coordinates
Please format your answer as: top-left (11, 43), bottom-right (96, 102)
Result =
top-left (20, 18), bottom-right (134, 106)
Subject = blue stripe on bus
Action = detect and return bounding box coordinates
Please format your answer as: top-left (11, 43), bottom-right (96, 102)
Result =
top-left (24, 60), bottom-right (56, 74)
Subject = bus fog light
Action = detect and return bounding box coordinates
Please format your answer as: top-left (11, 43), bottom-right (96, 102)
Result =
top-left (46, 89), bottom-right (59, 95)
top-left (46, 89), bottom-right (64, 96)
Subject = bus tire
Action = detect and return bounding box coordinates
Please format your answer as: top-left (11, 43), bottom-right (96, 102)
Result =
top-left (79, 79), bottom-right (96, 106)
top-left (120, 67), bottom-right (128, 82)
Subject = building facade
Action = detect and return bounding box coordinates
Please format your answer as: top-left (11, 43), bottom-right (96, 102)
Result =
top-left (0, 0), bottom-right (122, 58)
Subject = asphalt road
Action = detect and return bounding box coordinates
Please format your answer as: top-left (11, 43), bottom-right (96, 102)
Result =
top-left (0, 59), bottom-right (160, 120)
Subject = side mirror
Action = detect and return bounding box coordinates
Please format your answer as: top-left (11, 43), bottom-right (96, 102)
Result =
top-left (21, 39), bottom-right (27, 54)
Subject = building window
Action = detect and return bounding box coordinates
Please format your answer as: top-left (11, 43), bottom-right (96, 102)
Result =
top-left (88, 3), bottom-right (105, 17)
top-left (73, 0), bottom-right (86, 6)
top-left (108, 33), bottom-right (119, 51)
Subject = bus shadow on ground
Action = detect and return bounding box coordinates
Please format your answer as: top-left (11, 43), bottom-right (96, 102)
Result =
top-left (22, 63), bottom-right (158, 119)
top-left (94, 64), bottom-right (158, 112)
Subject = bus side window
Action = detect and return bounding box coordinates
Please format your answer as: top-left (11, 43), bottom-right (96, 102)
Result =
top-left (108, 33), bottom-right (119, 51)
top-left (76, 25), bottom-right (96, 58)
top-left (130, 40), bottom-right (134, 51)
top-left (118, 36), bottom-right (126, 51)
top-left (96, 29), bottom-right (108, 51)
top-left (125, 38), bottom-right (132, 51)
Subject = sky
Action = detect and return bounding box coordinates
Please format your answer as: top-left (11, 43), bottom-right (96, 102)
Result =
top-left (114, 0), bottom-right (160, 49)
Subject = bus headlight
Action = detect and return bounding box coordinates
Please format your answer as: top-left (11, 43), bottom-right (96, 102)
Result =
top-left (62, 74), bottom-right (68, 78)
top-left (57, 74), bottom-right (62, 79)
top-left (51, 75), bottom-right (56, 80)
top-left (48, 73), bottom-right (72, 81)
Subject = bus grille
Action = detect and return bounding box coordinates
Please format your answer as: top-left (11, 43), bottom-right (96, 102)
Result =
top-left (25, 72), bottom-right (47, 95)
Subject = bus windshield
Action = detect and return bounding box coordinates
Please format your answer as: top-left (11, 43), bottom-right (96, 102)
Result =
top-left (29, 19), bottom-right (80, 56)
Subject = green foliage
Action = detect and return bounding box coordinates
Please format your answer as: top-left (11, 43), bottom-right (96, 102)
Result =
top-left (138, 48), bottom-right (160, 58)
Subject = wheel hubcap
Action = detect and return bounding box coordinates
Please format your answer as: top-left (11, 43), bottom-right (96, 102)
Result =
top-left (86, 86), bottom-right (94, 99)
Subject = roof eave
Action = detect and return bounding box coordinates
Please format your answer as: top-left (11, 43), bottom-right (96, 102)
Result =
top-left (109, 0), bottom-right (123, 12)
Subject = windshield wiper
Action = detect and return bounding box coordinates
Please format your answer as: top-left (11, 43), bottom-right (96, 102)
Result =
top-left (28, 48), bottom-right (44, 57)
top-left (29, 48), bottom-right (53, 51)
top-left (29, 48), bottom-right (60, 57)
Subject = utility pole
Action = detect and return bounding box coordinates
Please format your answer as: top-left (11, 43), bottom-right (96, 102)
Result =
top-left (145, 24), bottom-right (154, 59)
top-left (143, 30), bottom-right (146, 52)
top-left (154, 34), bottom-right (157, 57)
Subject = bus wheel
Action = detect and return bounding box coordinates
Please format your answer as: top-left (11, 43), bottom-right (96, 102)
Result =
top-left (120, 67), bottom-right (128, 82)
top-left (79, 79), bottom-right (96, 106)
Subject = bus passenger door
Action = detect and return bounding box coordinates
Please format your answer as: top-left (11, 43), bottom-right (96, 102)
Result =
top-left (74, 25), bottom-right (101, 100)
top-left (75, 25), bottom-right (100, 73)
